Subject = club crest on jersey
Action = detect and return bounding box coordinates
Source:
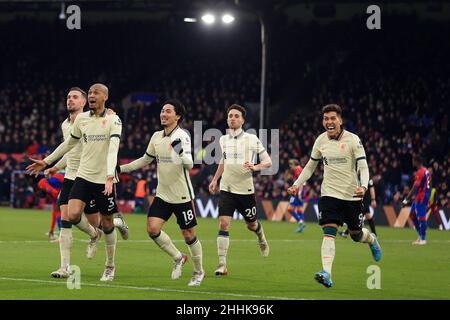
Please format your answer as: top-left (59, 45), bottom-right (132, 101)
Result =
top-left (101, 119), bottom-right (107, 128)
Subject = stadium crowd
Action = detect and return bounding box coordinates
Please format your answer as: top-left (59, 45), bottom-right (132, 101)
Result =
top-left (0, 17), bottom-right (448, 210)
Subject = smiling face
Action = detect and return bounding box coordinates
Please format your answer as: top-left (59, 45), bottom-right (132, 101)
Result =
top-left (160, 104), bottom-right (180, 128)
top-left (227, 109), bottom-right (244, 130)
top-left (87, 84), bottom-right (108, 112)
top-left (66, 90), bottom-right (86, 114)
top-left (323, 111), bottom-right (343, 138)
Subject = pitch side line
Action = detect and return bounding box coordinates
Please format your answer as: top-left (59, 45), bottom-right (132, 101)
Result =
top-left (0, 239), bottom-right (449, 244)
top-left (0, 277), bottom-right (301, 300)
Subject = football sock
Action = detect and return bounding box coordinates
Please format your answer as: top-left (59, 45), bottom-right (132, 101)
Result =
top-left (186, 236), bottom-right (203, 273)
top-left (50, 211), bottom-right (57, 233)
top-left (419, 220), bottom-right (428, 241)
top-left (74, 214), bottom-right (97, 238)
top-left (150, 230), bottom-right (182, 261)
top-left (56, 215), bottom-right (62, 232)
top-left (252, 221), bottom-right (266, 242)
top-left (321, 226), bottom-right (336, 275)
top-left (298, 212), bottom-right (305, 222)
top-left (289, 209), bottom-right (301, 222)
top-left (103, 227), bottom-right (116, 267)
top-left (366, 217), bottom-right (377, 235)
top-left (411, 213), bottom-right (420, 235)
top-left (59, 220), bottom-right (73, 269)
top-left (357, 228), bottom-right (375, 245)
top-left (217, 230), bottom-right (230, 266)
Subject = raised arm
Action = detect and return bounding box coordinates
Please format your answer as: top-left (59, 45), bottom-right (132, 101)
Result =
top-left (120, 134), bottom-right (156, 173)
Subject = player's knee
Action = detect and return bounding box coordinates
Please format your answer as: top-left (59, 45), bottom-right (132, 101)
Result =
top-left (350, 230), bottom-right (363, 242)
top-left (68, 212), bottom-right (82, 223)
top-left (147, 224), bottom-right (161, 237)
top-left (181, 228), bottom-right (195, 242)
top-left (101, 218), bottom-right (113, 230)
top-left (219, 219), bottom-right (230, 231)
top-left (246, 221), bottom-right (258, 232)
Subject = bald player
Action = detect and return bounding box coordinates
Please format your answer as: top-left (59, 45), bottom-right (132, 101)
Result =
top-left (41, 87), bottom-right (128, 278)
top-left (118, 99), bottom-right (205, 286)
top-left (287, 104), bottom-right (382, 288)
top-left (27, 83), bottom-right (122, 281)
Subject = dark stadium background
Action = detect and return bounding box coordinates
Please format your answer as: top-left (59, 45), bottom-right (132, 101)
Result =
top-left (0, 0), bottom-right (448, 229)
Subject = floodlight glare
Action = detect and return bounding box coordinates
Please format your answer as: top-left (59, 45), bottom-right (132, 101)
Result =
top-left (222, 14), bottom-right (235, 24)
top-left (59, 2), bottom-right (66, 20)
top-left (184, 18), bottom-right (197, 23)
top-left (201, 13), bottom-right (216, 25)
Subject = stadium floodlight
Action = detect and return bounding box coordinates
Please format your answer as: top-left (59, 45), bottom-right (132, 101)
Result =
top-left (201, 13), bottom-right (216, 25)
top-left (184, 17), bottom-right (197, 23)
top-left (59, 2), bottom-right (66, 20)
top-left (221, 14), bottom-right (235, 24)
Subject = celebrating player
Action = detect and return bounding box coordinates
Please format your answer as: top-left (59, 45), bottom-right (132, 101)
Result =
top-left (118, 99), bottom-right (205, 286)
top-left (287, 159), bottom-right (306, 233)
top-left (26, 83), bottom-right (123, 281)
top-left (39, 87), bottom-right (129, 278)
top-left (209, 104), bottom-right (272, 276)
top-left (402, 155), bottom-right (431, 245)
top-left (288, 104), bottom-right (382, 288)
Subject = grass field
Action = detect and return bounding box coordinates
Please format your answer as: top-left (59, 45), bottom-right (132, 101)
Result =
top-left (0, 208), bottom-right (449, 300)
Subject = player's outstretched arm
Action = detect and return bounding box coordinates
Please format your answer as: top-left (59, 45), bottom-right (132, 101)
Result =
top-left (119, 153), bottom-right (154, 173)
top-left (45, 136), bottom-right (78, 164)
top-left (26, 137), bottom-right (76, 176)
top-left (288, 158), bottom-right (319, 195)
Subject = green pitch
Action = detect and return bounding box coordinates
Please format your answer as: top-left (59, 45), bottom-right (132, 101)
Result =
top-left (0, 208), bottom-right (449, 300)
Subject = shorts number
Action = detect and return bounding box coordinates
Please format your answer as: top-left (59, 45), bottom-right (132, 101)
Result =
top-left (358, 213), bottom-right (364, 228)
top-left (245, 207), bottom-right (257, 218)
top-left (182, 210), bottom-right (194, 223)
top-left (108, 197), bottom-right (115, 210)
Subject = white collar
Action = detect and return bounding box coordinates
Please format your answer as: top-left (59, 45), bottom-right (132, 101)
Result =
top-left (228, 128), bottom-right (244, 139)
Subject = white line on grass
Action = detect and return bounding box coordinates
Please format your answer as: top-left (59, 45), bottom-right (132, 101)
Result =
top-left (0, 239), bottom-right (449, 244)
top-left (0, 277), bottom-right (301, 300)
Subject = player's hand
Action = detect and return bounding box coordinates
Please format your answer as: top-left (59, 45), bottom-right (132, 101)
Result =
top-left (243, 161), bottom-right (255, 171)
top-left (103, 177), bottom-right (114, 196)
top-left (171, 138), bottom-right (183, 155)
top-left (401, 199), bottom-right (408, 208)
top-left (44, 167), bottom-right (58, 178)
top-left (353, 186), bottom-right (366, 198)
top-left (370, 199), bottom-right (377, 209)
top-left (287, 186), bottom-right (298, 196)
top-left (106, 108), bottom-right (116, 115)
top-left (26, 158), bottom-right (48, 177)
top-left (209, 180), bottom-right (217, 194)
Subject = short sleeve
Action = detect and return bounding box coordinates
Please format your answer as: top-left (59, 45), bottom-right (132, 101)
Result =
top-left (71, 115), bottom-right (82, 139)
top-left (254, 135), bottom-right (266, 155)
top-left (310, 137), bottom-right (322, 161)
top-left (181, 132), bottom-right (192, 154)
top-left (110, 115), bottom-right (122, 138)
top-left (352, 135), bottom-right (366, 160)
top-left (146, 132), bottom-right (157, 158)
